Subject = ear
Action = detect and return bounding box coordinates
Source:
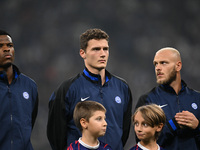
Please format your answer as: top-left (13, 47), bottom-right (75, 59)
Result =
top-left (80, 118), bottom-right (88, 129)
top-left (156, 123), bottom-right (164, 132)
top-left (176, 61), bottom-right (182, 71)
top-left (80, 49), bottom-right (86, 59)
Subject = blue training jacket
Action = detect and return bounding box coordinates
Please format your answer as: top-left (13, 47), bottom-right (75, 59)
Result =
top-left (136, 80), bottom-right (200, 150)
top-left (47, 68), bottom-right (132, 150)
top-left (0, 65), bottom-right (39, 150)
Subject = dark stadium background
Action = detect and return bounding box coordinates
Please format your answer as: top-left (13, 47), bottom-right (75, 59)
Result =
top-left (1, 0), bottom-right (200, 149)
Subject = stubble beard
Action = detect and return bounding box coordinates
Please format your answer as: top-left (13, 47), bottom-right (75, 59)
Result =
top-left (157, 67), bottom-right (177, 85)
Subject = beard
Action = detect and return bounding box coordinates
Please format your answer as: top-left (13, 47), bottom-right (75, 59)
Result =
top-left (157, 67), bottom-right (177, 85)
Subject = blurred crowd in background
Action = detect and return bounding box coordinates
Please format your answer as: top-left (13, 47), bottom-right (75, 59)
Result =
top-left (1, 0), bottom-right (200, 149)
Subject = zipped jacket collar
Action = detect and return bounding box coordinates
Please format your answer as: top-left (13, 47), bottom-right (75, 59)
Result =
top-left (160, 80), bottom-right (187, 94)
top-left (82, 67), bottom-right (111, 84)
top-left (0, 65), bottom-right (20, 82)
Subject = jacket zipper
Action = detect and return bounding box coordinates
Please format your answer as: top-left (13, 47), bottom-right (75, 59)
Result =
top-left (176, 95), bottom-right (181, 112)
top-left (8, 85), bottom-right (13, 150)
top-left (99, 83), bottom-right (107, 143)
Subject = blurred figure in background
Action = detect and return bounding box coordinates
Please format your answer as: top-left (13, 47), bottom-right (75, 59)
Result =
top-left (47, 28), bottom-right (132, 150)
top-left (136, 47), bottom-right (200, 150)
top-left (0, 30), bottom-right (39, 150)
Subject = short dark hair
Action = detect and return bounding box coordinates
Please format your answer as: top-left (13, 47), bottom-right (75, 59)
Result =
top-left (133, 104), bottom-right (166, 139)
top-left (80, 28), bottom-right (109, 50)
top-left (0, 30), bottom-right (11, 37)
top-left (73, 101), bottom-right (106, 132)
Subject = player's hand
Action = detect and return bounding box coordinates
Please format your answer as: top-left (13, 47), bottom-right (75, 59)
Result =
top-left (175, 110), bottom-right (199, 129)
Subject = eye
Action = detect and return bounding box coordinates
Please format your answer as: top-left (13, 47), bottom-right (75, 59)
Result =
top-left (161, 61), bottom-right (167, 65)
top-left (153, 62), bottom-right (157, 67)
top-left (92, 47), bottom-right (101, 51)
top-left (134, 122), bottom-right (139, 127)
top-left (7, 44), bottom-right (13, 47)
top-left (143, 123), bottom-right (148, 127)
top-left (103, 47), bottom-right (109, 51)
top-left (96, 116), bottom-right (102, 121)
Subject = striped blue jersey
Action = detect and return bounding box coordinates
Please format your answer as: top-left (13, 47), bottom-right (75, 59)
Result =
top-left (67, 140), bottom-right (112, 150)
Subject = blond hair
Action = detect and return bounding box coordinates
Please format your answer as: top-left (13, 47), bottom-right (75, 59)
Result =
top-left (133, 104), bottom-right (166, 139)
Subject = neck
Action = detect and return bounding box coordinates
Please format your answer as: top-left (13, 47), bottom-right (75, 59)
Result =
top-left (140, 140), bottom-right (158, 150)
top-left (170, 75), bottom-right (182, 94)
top-left (99, 71), bottom-right (106, 85)
top-left (81, 132), bottom-right (99, 146)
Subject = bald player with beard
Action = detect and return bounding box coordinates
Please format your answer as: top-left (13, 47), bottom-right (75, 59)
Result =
top-left (135, 47), bottom-right (200, 150)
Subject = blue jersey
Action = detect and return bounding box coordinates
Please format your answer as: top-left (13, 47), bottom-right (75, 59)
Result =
top-left (67, 140), bottom-right (112, 150)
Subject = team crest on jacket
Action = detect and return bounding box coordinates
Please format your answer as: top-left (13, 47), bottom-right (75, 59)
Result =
top-left (191, 103), bottom-right (198, 110)
top-left (23, 92), bottom-right (29, 99)
top-left (115, 96), bottom-right (121, 104)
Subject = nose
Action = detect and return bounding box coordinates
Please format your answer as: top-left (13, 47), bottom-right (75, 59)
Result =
top-left (100, 49), bottom-right (106, 56)
top-left (135, 125), bottom-right (142, 132)
top-left (3, 49), bottom-right (10, 52)
top-left (103, 119), bottom-right (107, 126)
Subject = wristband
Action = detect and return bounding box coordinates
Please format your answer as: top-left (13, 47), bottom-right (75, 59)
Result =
top-left (166, 118), bottom-right (180, 133)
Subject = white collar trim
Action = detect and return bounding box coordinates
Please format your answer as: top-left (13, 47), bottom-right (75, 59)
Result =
top-left (78, 137), bottom-right (100, 149)
top-left (138, 142), bottom-right (160, 150)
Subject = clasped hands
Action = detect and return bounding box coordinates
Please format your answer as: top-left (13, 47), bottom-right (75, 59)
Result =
top-left (175, 110), bottom-right (199, 129)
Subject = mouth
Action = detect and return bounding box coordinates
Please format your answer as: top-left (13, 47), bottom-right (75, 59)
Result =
top-left (4, 54), bottom-right (12, 59)
top-left (136, 133), bottom-right (145, 137)
top-left (157, 72), bottom-right (163, 77)
top-left (98, 60), bottom-right (106, 63)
